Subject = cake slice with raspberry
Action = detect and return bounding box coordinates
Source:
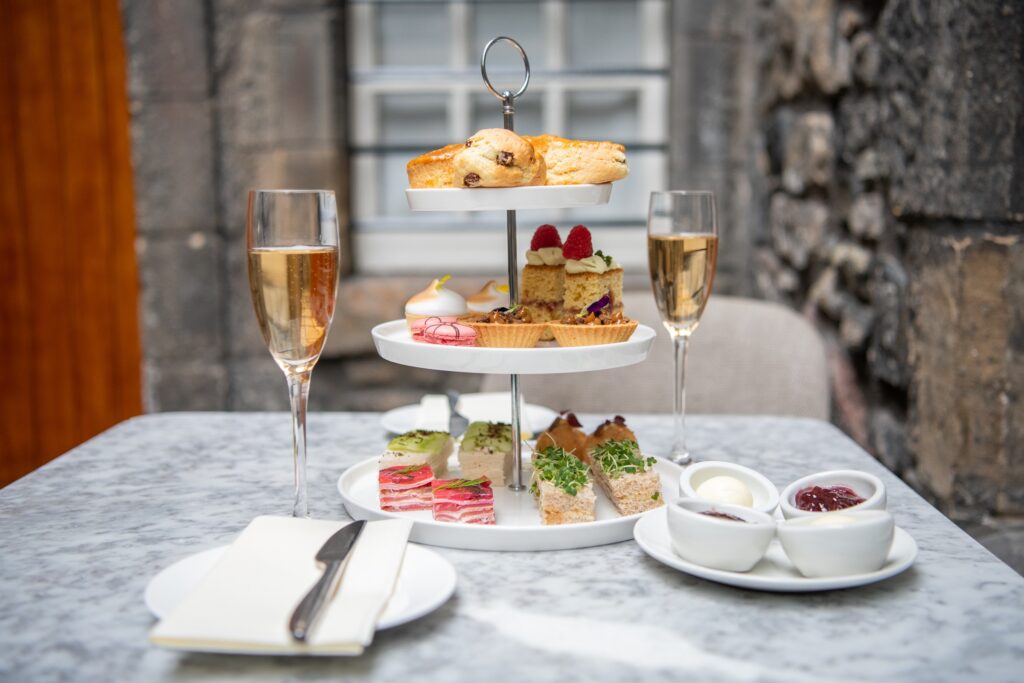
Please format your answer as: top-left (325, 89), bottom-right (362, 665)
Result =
top-left (520, 224), bottom-right (565, 340)
top-left (431, 477), bottom-right (496, 524)
top-left (562, 225), bottom-right (623, 318)
top-left (378, 464), bottom-right (434, 512)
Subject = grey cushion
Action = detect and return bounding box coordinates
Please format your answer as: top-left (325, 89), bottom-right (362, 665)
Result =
top-left (482, 293), bottom-right (829, 419)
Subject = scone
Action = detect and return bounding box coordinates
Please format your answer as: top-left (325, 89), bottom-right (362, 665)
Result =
top-left (407, 143), bottom-right (462, 189)
top-left (452, 128), bottom-right (546, 188)
top-left (524, 135), bottom-right (628, 185)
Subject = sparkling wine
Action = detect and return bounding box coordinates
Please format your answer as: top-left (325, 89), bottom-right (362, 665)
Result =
top-left (248, 246), bottom-right (338, 374)
top-left (647, 234), bottom-right (718, 335)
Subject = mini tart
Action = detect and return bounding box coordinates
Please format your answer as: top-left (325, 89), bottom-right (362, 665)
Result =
top-left (549, 316), bottom-right (638, 347)
top-left (465, 307), bottom-right (547, 348)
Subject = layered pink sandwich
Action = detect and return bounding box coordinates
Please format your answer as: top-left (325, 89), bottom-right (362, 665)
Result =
top-left (378, 464), bottom-right (434, 511)
top-left (431, 477), bottom-right (496, 524)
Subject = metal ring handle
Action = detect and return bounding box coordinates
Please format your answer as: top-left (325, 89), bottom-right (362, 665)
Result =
top-left (480, 36), bottom-right (530, 101)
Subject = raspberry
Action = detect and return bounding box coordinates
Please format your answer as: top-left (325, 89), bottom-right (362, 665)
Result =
top-left (530, 224), bottom-right (562, 251)
top-left (562, 225), bottom-right (593, 260)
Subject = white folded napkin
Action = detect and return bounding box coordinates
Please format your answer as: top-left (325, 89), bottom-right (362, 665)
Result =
top-left (414, 394), bottom-right (450, 431)
top-left (414, 392), bottom-right (533, 435)
top-left (150, 516), bottom-right (413, 655)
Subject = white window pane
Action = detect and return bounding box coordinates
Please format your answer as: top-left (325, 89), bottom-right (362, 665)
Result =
top-left (379, 152), bottom-right (417, 218)
top-left (471, 94), bottom-right (543, 136)
top-left (567, 2), bottom-right (640, 69)
top-left (566, 90), bottom-right (639, 141)
top-left (380, 94), bottom-right (449, 145)
top-left (473, 1), bottom-right (545, 71)
top-left (565, 150), bottom-right (666, 224)
top-left (377, 3), bottom-right (449, 66)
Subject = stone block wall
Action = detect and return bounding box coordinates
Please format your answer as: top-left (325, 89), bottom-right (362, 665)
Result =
top-left (753, 0), bottom-right (1024, 539)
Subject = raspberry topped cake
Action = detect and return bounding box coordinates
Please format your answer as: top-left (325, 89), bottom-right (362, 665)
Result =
top-left (431, 478), bottom-right (496, 524)
top-left (589, 440), bottom-right (663, 516)
top-left (378, 464), bottom-right (434, 512)
top-left (380, 430), bottom-right (453, 477)
top-left (520, 225), bottom-right (566, 338)
top-left (561, 225), bottom-right (623, 319)
top-left (458, 421), bottom-right (514, 486)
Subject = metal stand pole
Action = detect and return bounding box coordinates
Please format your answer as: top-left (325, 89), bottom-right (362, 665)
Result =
top-left (482, 37), bottom-right (531, 491)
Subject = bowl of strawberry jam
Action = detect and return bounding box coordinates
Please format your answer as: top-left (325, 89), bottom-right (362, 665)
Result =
top-left (779, 470), bottom-right (886, 519)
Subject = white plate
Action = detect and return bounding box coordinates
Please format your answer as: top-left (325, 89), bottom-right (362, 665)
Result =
top-left (405, 183), bottom-right (612, 212)
top-left (633, 507), bottom-right (918, 592)
top-left (145, 543), bottom-right (457, 633)
top-left (371, 319), bottom-right (656, 375)
top-left (338, 454), bottom-right (682, 551)
top-left (380, 402), bottom-right (558, 437)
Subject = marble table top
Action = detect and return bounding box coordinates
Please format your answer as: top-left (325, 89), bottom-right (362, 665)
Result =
top-left (1, 412), bottom-right (1021, 682)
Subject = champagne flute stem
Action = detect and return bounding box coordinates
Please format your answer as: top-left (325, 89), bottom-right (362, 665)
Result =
top-left (672, 333), bottom-right (691, 465)
top-left (287, 370), bottom-right (312, 518)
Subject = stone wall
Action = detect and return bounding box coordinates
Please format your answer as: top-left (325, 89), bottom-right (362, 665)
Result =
top-left (753, 0), bottom-right (1024, 542)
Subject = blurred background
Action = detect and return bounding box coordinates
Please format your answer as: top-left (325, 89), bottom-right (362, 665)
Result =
top-left (1, 0), bottom-right (1021, 567)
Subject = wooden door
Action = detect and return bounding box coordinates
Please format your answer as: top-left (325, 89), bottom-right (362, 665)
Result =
top-left (0, 0), bottom-right (142, 486)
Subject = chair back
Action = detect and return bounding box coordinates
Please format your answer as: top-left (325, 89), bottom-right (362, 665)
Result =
top-left (481, 293), bottom-right (829, 419)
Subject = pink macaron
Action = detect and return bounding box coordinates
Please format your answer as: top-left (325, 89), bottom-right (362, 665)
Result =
top-left (421, 320), bottom-right (476, 346)
top-left (410, 316), bottom-right (458, 341)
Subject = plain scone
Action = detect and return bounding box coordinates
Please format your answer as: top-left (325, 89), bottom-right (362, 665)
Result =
top-left (452, 128), bottom-right (546, 188)
top-left (524, 135), bottom-right (629, 185)
top-left (406, 142), bottom-right (462, 189)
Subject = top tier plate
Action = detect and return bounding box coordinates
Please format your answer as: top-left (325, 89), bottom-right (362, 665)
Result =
top-left (405, 183), bottom-right (612, 212)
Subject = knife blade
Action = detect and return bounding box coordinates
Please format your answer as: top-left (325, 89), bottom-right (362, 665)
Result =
top-left (446, 390), bottom-right (469, 438)
top-left (289, 520), bottom-right (367, 642)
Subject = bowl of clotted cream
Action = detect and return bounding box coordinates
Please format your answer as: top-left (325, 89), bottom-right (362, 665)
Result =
top-left (678, 461), bottom-right (780, 516)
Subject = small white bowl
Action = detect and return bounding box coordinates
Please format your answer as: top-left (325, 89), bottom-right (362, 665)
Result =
top-left (779, 469), bottom-right (886, 519)
top-left (777, 510), bottom-right (895, 577)
top-left (678, 461), bottom-right (780, 515)
top-left (666, 499), bottom-right (777, 572)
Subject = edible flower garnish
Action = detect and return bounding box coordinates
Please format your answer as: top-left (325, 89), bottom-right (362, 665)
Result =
top-left (591, 439), bottom-right (656, 479)
top-left (586, 294), bottom-right (612, 315)
top-left (435, 477), bottom-right (489, 490)
top-left (530, 446), bottom-right (590, 496)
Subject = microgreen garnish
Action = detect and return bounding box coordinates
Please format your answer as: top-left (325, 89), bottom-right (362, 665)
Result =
top-left (531, 446), bottom-right (590, 497)
top-left (435, 477), bottom-right (488, 490)
top-left (592, 440), bottom-right (655, 479)
top-left (595, 250), bottom-right (613, 267)
top-left (393, 464), bottom-right (423, 476)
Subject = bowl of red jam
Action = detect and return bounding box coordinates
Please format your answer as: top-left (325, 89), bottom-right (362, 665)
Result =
top-left (779, 470), bottom-right (886, 519)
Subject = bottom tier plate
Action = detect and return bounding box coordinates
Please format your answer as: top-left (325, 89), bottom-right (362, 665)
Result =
top-left (337, 454), bottom-right (682, 551)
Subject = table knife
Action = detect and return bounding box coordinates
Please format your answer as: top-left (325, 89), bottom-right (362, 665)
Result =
top-left (447, 390), bottom-right (469, 438)
top-left (289, 520), bottom-right (367, 642)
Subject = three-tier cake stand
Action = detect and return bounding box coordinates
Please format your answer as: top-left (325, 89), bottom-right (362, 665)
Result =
top-left (339, 38), bottom-right (677, 551)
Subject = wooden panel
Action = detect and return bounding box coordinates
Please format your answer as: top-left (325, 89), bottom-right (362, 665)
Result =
top-left (0, 0), bottom-right (142, 486)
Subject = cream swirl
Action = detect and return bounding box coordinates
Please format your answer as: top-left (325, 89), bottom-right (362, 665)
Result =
top-left (565, 254), bottom-right (620, 274)
top-left (525, 247), bottom-right (566, 266)
top-left (466, 280), bottom-right (509, 313)
top-left (405, 277), bottom-right (467, 317)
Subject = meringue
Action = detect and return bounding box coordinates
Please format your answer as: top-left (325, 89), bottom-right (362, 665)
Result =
top-left (466, 280), bottom-right (510, 313)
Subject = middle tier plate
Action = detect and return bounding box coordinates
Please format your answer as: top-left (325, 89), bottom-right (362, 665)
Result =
top-left (338, 454), bottom-right (683, 551)
top-left (371, 319), bottom-right (657, 375)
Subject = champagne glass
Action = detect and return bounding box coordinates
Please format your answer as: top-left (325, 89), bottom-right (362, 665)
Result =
top-left (647, 191), bottom-right (719, 466)
top-left (247, 190), bottom-right (339, 517)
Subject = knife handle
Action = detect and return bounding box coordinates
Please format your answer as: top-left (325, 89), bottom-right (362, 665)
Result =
top-left (289, 559), bottom-right (342, 642)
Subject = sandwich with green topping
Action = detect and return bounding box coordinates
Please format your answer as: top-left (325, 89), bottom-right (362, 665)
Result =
top-left (589, 439), bottom-right (663, 515)
top-left (379, 429), bottom-right (453, 476)
top-left (530, 446), bottom-right (596, 525)
top-left (458, 421), bottom-right (513, 486)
